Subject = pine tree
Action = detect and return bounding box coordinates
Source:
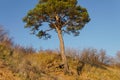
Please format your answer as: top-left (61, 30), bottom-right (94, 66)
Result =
top-left (23, 0), bottom-right (90, 74)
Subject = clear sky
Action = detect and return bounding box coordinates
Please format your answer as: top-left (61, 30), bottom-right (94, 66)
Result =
top-left (0, 0), bottom-right (120, 56)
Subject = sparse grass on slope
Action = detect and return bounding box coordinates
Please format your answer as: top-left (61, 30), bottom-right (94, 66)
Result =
top-left (78, 64), bottom-right (120, 80)
top-left (0, 48), bottom-right (120, 80)
top-left (0, 60), bottom-right (21, 80)
top-left (0, 41), bottom-right (120, 80)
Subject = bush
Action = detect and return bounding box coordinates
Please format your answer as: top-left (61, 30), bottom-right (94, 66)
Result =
top-left (79, 48), bottom-right (112, 67)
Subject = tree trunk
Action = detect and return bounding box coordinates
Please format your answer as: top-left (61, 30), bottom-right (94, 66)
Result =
top-left (56, 28), bottom-right (69, 74)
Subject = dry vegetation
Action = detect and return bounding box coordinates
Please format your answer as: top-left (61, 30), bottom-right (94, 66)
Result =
top-left (0, 26), bottom-right (120, 80)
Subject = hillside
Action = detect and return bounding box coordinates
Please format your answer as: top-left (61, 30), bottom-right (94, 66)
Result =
top-left (0, 48), bottom-right (120, 80)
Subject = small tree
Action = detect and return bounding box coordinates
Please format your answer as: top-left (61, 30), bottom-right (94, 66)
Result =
top-left (23, 0), bottom-right (90, 73)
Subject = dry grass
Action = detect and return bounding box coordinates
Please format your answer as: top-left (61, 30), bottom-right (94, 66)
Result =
top-left (0, 49), bottom-right (120, 80)
top-left (0, 40), bottom-right (120, 80)
top-left (78, 64), bottom-right (120, 80)
top-left (0, 60), bottom-right (21, 80)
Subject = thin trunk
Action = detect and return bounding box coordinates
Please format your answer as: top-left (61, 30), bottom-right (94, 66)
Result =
top-left (56, 27), bottom-right (69, 74)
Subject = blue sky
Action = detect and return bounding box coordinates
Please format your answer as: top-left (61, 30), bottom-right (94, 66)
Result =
top-left (0, 0), bottom-right (120, 56)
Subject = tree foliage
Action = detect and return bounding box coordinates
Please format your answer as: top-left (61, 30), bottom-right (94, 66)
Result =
top-left (23, 0), bottom-right (90, 39)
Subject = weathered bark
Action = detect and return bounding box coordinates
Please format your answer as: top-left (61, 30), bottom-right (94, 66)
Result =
top-left (56, 27), bottom-right (69, 74)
